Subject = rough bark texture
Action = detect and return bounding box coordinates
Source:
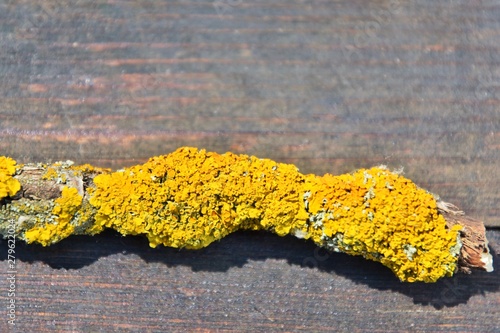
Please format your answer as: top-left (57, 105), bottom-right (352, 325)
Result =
top-left (438, 201), bottom-right (493, 273)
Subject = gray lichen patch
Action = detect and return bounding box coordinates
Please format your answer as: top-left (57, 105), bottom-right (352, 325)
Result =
top-left (403, 244), bottom-right (418, 261)
top-left (0, 198), bottom-right (55, 240)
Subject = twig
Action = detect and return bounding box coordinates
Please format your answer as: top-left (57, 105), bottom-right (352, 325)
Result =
top-left (0, 148), bottom-right (493, 283)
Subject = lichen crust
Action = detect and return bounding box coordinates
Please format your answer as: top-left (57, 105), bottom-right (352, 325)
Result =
top-left (0, 156), bottom-right (21, 200)
top-left (0, 149), bottom-right (464, 282)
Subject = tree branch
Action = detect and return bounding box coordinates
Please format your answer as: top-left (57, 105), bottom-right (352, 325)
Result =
top-left (1, 150), bottom-right (494, 282)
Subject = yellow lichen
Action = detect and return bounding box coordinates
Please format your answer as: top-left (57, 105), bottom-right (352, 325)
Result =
top-left (7, 148), bottom-right (464, 282)
top-left (86, 148), bottom-right (461, 282)
top-left (89, 147), bottom-right (307, 249)
top-left (0, 156), bottom-right (21, 200)
top-left (25, 187), bottom-right (83, 246)
top-left (299, 167), bottom-right (462, 283)
top-left (42, 166), bottom-right (60, 181)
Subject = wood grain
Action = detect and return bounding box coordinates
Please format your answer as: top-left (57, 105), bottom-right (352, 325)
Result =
top-left (0, 1), bottom-right (499, 331)
top-left (3, 229), bottom-right (500, 332)
top-left (1, 1), bottom-right (499, 226)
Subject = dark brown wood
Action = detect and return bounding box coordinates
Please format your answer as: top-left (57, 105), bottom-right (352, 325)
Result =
top-left (1, 1), bottom-right (499, 332)
top-left (3, 230), bottom-right (500, 332)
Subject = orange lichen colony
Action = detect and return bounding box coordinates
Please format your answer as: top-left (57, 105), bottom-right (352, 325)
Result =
top-left (0, 156), bottom-right (21, 200)
top-left (0, 148), bottom-right (463, 282)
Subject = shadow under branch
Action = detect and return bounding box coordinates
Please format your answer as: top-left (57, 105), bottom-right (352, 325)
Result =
top-left (1, 228), bottom-right (498, 309)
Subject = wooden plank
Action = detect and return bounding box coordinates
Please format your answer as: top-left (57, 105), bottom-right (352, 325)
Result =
top-left (2, 229), bottom-right (499, 332)
top-left (1, 0), bottom-right (498, 226)
top-left (0, 1), bottom-right (499, 331)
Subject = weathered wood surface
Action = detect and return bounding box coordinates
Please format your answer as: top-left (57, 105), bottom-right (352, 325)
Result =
top-left (0, 0), bottom-right (499, 332)
top-left (3, 230), bottom-right (500, 332)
